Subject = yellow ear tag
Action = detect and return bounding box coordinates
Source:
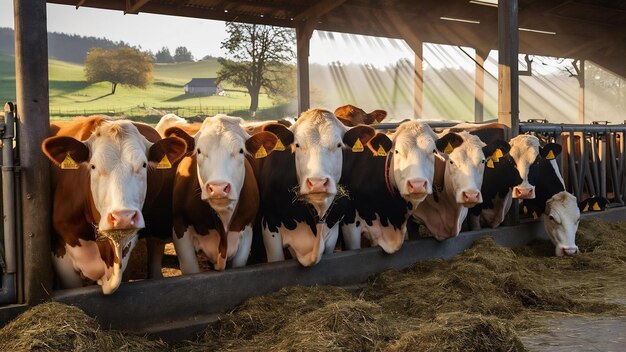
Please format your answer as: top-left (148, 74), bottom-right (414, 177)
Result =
top-left (371, 119), bottom-right (379, 126)
top-left (592, 202), bottom-right (601, 211)
top-left (492, 148), bottom-right (503, 162)
top-left (444, 142), bottom-right (454, 154)
top-left (274, 139), bottom-right (285, 151)
top-left (156, 155), bottom-right (172, 169)
top-left (546, 150), bottom-right (556, 160)
top-left (376, 144), bottom-right (387, 157)
top-left (352, 138), bottom-right (364, 152)
top-left (582, 203), bottom-right (589, 212)
top-left (255, 145), bottom-right (268, 159)
top-left (60, 152), bottom-right (79, 170)
top-left (486, 159), bottom-right (495, 169)
top-left (532, 211), bottom-right (539, 220)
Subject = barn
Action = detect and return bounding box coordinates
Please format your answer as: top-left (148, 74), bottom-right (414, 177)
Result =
top-left (183, 78), bottom-right (223, 95)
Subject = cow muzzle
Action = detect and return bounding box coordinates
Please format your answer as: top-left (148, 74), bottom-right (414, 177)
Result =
top-left (460, 190), bottom-right (482, 207)
top-left (557, 246), bottom-right (579, 257)
top-left (207, 182), bottom-right (231, 199)
top-left (105, 209), bottom-right (143, 230)
top-left (406, 178), bottom-right (429, 196)
top-left (304, 177), bottom-right (331, 194)
top-left (513, 185), bottom-right (535, 199)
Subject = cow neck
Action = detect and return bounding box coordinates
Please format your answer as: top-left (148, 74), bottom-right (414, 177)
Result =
top-left (384, 151), bottom-right (397, 197)
top-left (432, 157), bottom-right (446, 202)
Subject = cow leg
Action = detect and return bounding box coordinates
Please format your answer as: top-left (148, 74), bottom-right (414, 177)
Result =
top-left (230, 226), bottom-right (253, 268)
top-left (146, 237), bottom-right (166, 279)
top-left (52, 252), bottom-right (84, 289)
top-left (468, 213), bottom-right (481, 231)
top-left (172, 228), bottom-right (200, 274)
top-left (323, 224), bottom-right (340, 255)
top-left (262, 222), bottom-right (285, 262)
top-left (341, 223), bottom-right (361, 250)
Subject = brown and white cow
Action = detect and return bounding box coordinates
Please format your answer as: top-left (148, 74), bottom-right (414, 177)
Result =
top-left (340, 121), bottom-right (440, 253)
top-left (411, 131), bottom-right (487, 240)
top-left (158, 115), bottom-right (278, 272)
top-left (257, 109), bottom-right (375, 266)
top-left (43, 117), bottom-right (187, 294)
top-left (334, 104), bottom-right (387, 126)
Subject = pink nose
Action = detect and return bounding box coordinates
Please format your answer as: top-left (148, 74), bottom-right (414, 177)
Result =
top-left (462, 191), bottom-right (481, 203)
top-left (563, 248), bottom-right (579, 256)
top-left (107, 210), bottom-right (141, 229)
top-left (306, 177), bottom-right (330, 193)
top-left (207, 182), bottom-right (231, 198)
top-left (407, 179), bottom-right (428, 194)
top-left (513, 186), bottom-right (535, 199)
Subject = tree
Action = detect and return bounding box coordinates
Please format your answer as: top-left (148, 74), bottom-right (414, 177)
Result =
top-left (84, 47), bottom-right (153, 94)
top-left (174, 46), bottom-right (194, 62)
top-left (217, 23), bottom-right (295, 113)
top-left (155, 47), bottom-right (174, 63)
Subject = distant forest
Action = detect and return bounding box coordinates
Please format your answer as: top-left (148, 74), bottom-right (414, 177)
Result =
top-left (0, 27), bottom-right (130, 63)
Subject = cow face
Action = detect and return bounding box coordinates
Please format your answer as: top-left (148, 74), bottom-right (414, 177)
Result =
top-left (508, 135), bottom-right (558, 200)
top-left (436, 132), bottom-right (486, 207)
top-left (544, 191), bottom-right (580, 256)
top-left (290, 109), bottom-right (374, 218)
top-left (166, 115), bottom-right (277, 229)
top-left (390, 121), bottom-right (438, 204)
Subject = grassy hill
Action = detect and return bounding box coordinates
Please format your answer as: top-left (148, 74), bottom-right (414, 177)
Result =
top-left (1, 52), bottom-right (283, 120)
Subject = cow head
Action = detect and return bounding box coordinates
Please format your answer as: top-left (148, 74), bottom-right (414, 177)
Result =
top-left (334, 105), bottom-right (387, 126)
top-left (509, 135), bottom-right (562, 200)
top-left (166, 115), bottom-right (278, 229)
top-left (544, 191), bottom-right (581, 256)
top-left (389, 121), bottom-right (438, 205)
top-left (288, 109), bottom-right (375, 218)
top-left (42, 120), bottom-right (187, 294)
top-left (436, 131), bottom-right (486, 207)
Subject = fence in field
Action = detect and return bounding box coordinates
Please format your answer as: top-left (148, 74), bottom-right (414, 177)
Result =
top-left (48, 106), bottom-right (254, 118)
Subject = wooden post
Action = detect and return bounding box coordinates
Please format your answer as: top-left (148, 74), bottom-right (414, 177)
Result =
top-left (475, 49), bottom-right (488, 123)
top-left (498, 0), bottom-right (519, 138)
top-left (296, 21), bottom-right (315, 114)
top-left (14, 0), bottom-right (53, 304)
top-left (414, 41), bottom-right (423, 119)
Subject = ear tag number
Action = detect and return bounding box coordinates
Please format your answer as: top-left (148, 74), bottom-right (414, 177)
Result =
top-left (157, 155), bottom-right (172, 169)
top-left (255, 145), bottom-right (268, 158)
top-left (274, 139), bottom-right (286, 151)
top-left (352, 139), bottom-right (364, 152)
top-left (376, 144), bottom-right (387, 157)
top-left (546, 150), bottom-right (556, 160)
top-left (60, 152), bottom-right (79, 170)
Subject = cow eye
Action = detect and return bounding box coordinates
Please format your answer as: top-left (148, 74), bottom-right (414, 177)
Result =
top-left (295, 143), bottom-right (300, 148)
top-left (481, 160), bottom-right (486, 164)
top-left (432, 149), bottom-right (437, 154)
top-left (142, 162), bottom-right (147, 168)
top-left (90, 164), bottom-right (96, 170)
top-left (449, 160), bottom-right (454, 165)
top-left (395, 150), bottom-right (399, 154)
top-left (239, 148), bottom-right (244, 154)
top-left (337, 143), bottom-right (342, 148)
top-left (549, 215), bottom-right (555, 221)
top-left (197, 148), bottom-right (201, 155)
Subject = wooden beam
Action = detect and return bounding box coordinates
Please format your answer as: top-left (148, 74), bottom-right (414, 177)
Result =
top-left (498, 0), bottom-right (519, 137)
top-left (413, 41), bottom-right (423, 119)
top-left (293, 0), bottom-right (347, 22)
top-left (475, 49), bottom-right (488, 122)
top-left (296, 21), bottom-right (315, 114)
top-left (14, 0), bottom-right (53, 304)
top-left (75, 0), bottom-right (86, 9)
top-left (126, 0), bottom-right (150, 14)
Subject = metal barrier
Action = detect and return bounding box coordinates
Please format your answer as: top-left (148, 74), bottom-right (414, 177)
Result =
top-left (520, 122), bottom-right (626, 206)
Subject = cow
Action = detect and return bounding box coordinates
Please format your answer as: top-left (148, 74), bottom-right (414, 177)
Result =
top-left (42, 117), bottom-right (187, 294)
top-left (256, 109), bottom-right (375, 266)
top-left (159, 115), bottom-right (278, 273)
top-left (340, 121), bottom-right (440, 253)
top-left (411, 131), bottom-right (488, 240)
top-left (334, 104), bottom-right (387, 126)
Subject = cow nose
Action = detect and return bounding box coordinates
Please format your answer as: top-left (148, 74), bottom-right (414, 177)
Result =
top-left (207, 182), bottom-right (231, 198)
top-left (462, 191), bottom-right (481, 203)
top-left (563, 247), bottom-right (579, 256)
top-left (513, 186), bottom-right (535, 199)
top-left (306, 177), bottom-right (330, 193)
top-left (407, 179), bottom-right (428, 194)
top-left (107, 210), bottom-right (141, 229)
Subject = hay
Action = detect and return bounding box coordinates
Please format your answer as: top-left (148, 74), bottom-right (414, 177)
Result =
top-left (0, 302), bottom-right (166, 352)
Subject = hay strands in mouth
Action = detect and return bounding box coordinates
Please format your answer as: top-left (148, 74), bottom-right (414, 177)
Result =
top-left (288, 184), bottom-right (351, 204)
top-left (95, 228), bottom-right (138, 245)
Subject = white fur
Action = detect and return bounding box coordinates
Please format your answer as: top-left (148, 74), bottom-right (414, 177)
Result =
top-left (543, 191), bottom-right (580, 256)
top-left (155, 113), bottom-right (187, 136)
top-left (508, 134), bottom-right (540, 197)
top-left (441, 131), bottom-right (486, 205)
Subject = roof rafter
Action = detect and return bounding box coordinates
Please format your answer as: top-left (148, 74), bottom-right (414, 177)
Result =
top-left (75, 0), bottom-right (86, 9)
top-left (293, 0), bottom-right (347, 22)
top-left (126, 0), bottom-right (151, 14)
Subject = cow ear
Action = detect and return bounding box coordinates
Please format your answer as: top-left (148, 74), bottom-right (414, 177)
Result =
top-left (246, 131), bottom-right (278, 159)
top-left (334, 105), bottom-right (357, 127)
top-left (540, 143), bottom-right (562, 160)
top-left (482, 140), bottom-right (511, 161)
top-left (368, 110), bottom-right (387, 124)
top-left (164, 126), bottom-right (195, 155)
top-left (367, 133), bottom-right (393, 157)
top-left (148, 136), bottom-right (187, 169)
top-left (343, 125), bottom-right (376, 153)
top-left (436, 132), bottom-right (463, 154)
top-left (42, 136), bottom-right (89, 169)
top-left (262, 123), bottom-right (294, 151)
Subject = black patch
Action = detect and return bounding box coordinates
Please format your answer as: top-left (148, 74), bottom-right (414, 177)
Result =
top-left (522, 156), bottom-right (565, 215)
top-left (470, 154), bottom-right (522, 216)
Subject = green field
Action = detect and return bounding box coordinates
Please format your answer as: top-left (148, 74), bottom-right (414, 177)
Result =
top-left (0, 52), bottom-right (285, 120)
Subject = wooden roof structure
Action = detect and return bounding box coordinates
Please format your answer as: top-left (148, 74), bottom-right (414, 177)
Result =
top-left (49, 0), bottom-right (626, 77)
